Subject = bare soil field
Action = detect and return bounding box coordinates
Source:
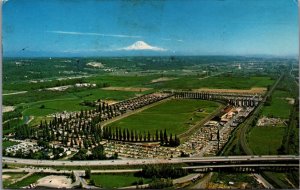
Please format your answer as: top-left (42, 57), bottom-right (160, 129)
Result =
top-left (46, 85), bottom-right (72, 91)
top-left (3, 106), bottom-right (15, 113)
top-left (285, 97), bottom-right (295, 105)
top-left (86, 62), bottom-right (104, 68)
top-left (103, 100), bottom-right (119, 105)
top-left (102, 86), bottom-right (152, 92)
top-left (36, 175), bottom-right (73, 188)
top-left (192, 87), bottom-right (267, 94)
top-left (2, 175), bottom-right (11, 179)
top-left (151, 77), bottom-right (177, 83)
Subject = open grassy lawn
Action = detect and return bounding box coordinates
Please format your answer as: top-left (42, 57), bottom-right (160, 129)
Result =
top-left (262, 90), bottom-right (293, 119)
top-left (5, 173), bottom-right (48, 189)
top-left (264, 172), bottom-right (296, 189)
top-left (91, 173), bottom-right (151, 188)
top-left (3, 140), bottom-right (20, 149)
top-left (150, 76), bottom-right (274, 90)
top-left (211, 172), bottom-right (260, 188)
top-left (23, 99), bottom-right (90, 116)
top-left (2, 172), bottom-right (28, 188)
top-left (3, 118), bottom-right (24, 135)
top-left (86, 75), bottom-right (158, 87)
top-left (22, 89), bottom-right (143, 117)
top-left (73, 88), bottom-right (143, 101)
top-left (108, 99), bottom-right (220, 135)
top-left (248, 126), bottom-right (285, 155)
top-left (29, 116), bottom-right (53, 127)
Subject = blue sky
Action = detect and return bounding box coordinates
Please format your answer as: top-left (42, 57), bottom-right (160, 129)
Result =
top-left (3, 0), bottom-right (299, 57)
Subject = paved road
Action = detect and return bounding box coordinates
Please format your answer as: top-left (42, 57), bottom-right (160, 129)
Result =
top-left (254, 174), bottom-right (274, 189)
top-left (3, 168), bottom-right (142, 174)
top-left (3, 155), bottom-right (299, 167)
top-left (190, 172), bottom-right (213, 189)
top-left (3, 91), bottom-right (27, 96)
top-left (173, 173), bottom-right (201, 184)
top-left (184, 163), bottom-right (299, 170)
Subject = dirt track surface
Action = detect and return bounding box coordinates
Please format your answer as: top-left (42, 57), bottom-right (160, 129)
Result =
top-left (102, 86), bottom-right (152, 92)
top-left (192, 87), bottom-right (267, 94)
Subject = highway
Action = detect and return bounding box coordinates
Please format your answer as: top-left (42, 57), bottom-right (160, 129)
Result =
top-left (3, 155), bottom-right (299, 167)
top-left (183, 164), bottom-right (299, 170)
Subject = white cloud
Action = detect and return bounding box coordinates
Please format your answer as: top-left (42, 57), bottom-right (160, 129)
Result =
top-left (162, 38), bottom-right (184, 42)
top-left (62, 48), bottom-right (115, 53)
top-left (2, 0), bottom-right (9, 4)
top-left (47, 30), bottom-right (142, 38)
top-left (119, 41), bottom-right (167, 51)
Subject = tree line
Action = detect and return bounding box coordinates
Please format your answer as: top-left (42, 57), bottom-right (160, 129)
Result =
top-left (103, 127), bottom-right (180, 146)
top-left (138, 164), bottom-right (188, 179)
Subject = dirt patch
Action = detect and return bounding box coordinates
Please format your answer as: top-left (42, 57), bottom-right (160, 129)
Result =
top-left (151, 77), bottom-right (177, 83)
top-left (46, 85), bottom-right (72, 91)
top-left (192, 87), bottom-right (267, 94)
top-left (285, 97), bottom-right (295, 105)
top-left (257, 116), bottom-right (285, 127)
top-left (36, 175), bottom-right (73, 188)
top-left (102, 86), bottom-right (152, 92)
top-left (103, 100), bottom-right (118, 105)
top-left (86, 62), bottom-right (104, 68)
top-left (3, 106), bottom-right (15, 113)
top-left (2, 175), bottom-right (11, 179)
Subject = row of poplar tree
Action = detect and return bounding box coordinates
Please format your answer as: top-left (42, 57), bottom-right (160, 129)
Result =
top-left (103, 127), bottom-right (180, 147)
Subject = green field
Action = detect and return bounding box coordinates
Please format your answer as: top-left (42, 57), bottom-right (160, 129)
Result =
top-left (108, 99), bottom-right (220, 135)
top-left (91, 173), bottom-right (151, 188)
top-left (211, 172), bottom-right (260, 188)
top-left (2, 172), bottom-right (28, 188)
top-left (3, 140), bottom-right (20, 149)
top-left (3, 118), bottom-right (24, 135)
top-left (86, 75), bottom-right (159, 87)
top-left (21, 89), bottom-right (144, 117)
top-left (23, 99), bottom-right (90, 116)
top-left (5, 173), bottom-right (48, 189)
top-left (150, 76), bottom-right (274, 90)
top-left (262, 90), bottom-right (293, 119)
top-left (248, 126), bottom-right (285, 155)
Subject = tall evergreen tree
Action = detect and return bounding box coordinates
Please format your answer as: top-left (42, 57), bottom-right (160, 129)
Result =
top-left (131, 130), bottom-right (134, 142)
top-left (169, 133), bottom-right (174, 146)
top-left (123, 129), bottom-right (126, 141)
top-left (148, 131), bottom-right (151, 142)
top-left (160, 130), bottom-right (164, 144)
top-left (174, 135), bottom-right (180, 146)
top-left (126, 129), bottom-right (130, 141)
top-left (135, 130), bottom-right (138, 141)
top-left (164, 129), bottom-right (168, 145)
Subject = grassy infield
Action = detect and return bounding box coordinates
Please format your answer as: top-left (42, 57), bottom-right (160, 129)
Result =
top-left (108, 99), bottom-right (220, 135)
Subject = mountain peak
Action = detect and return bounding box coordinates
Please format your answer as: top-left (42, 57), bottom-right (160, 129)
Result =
top-left (121, 41), bottom-right (167, 51)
